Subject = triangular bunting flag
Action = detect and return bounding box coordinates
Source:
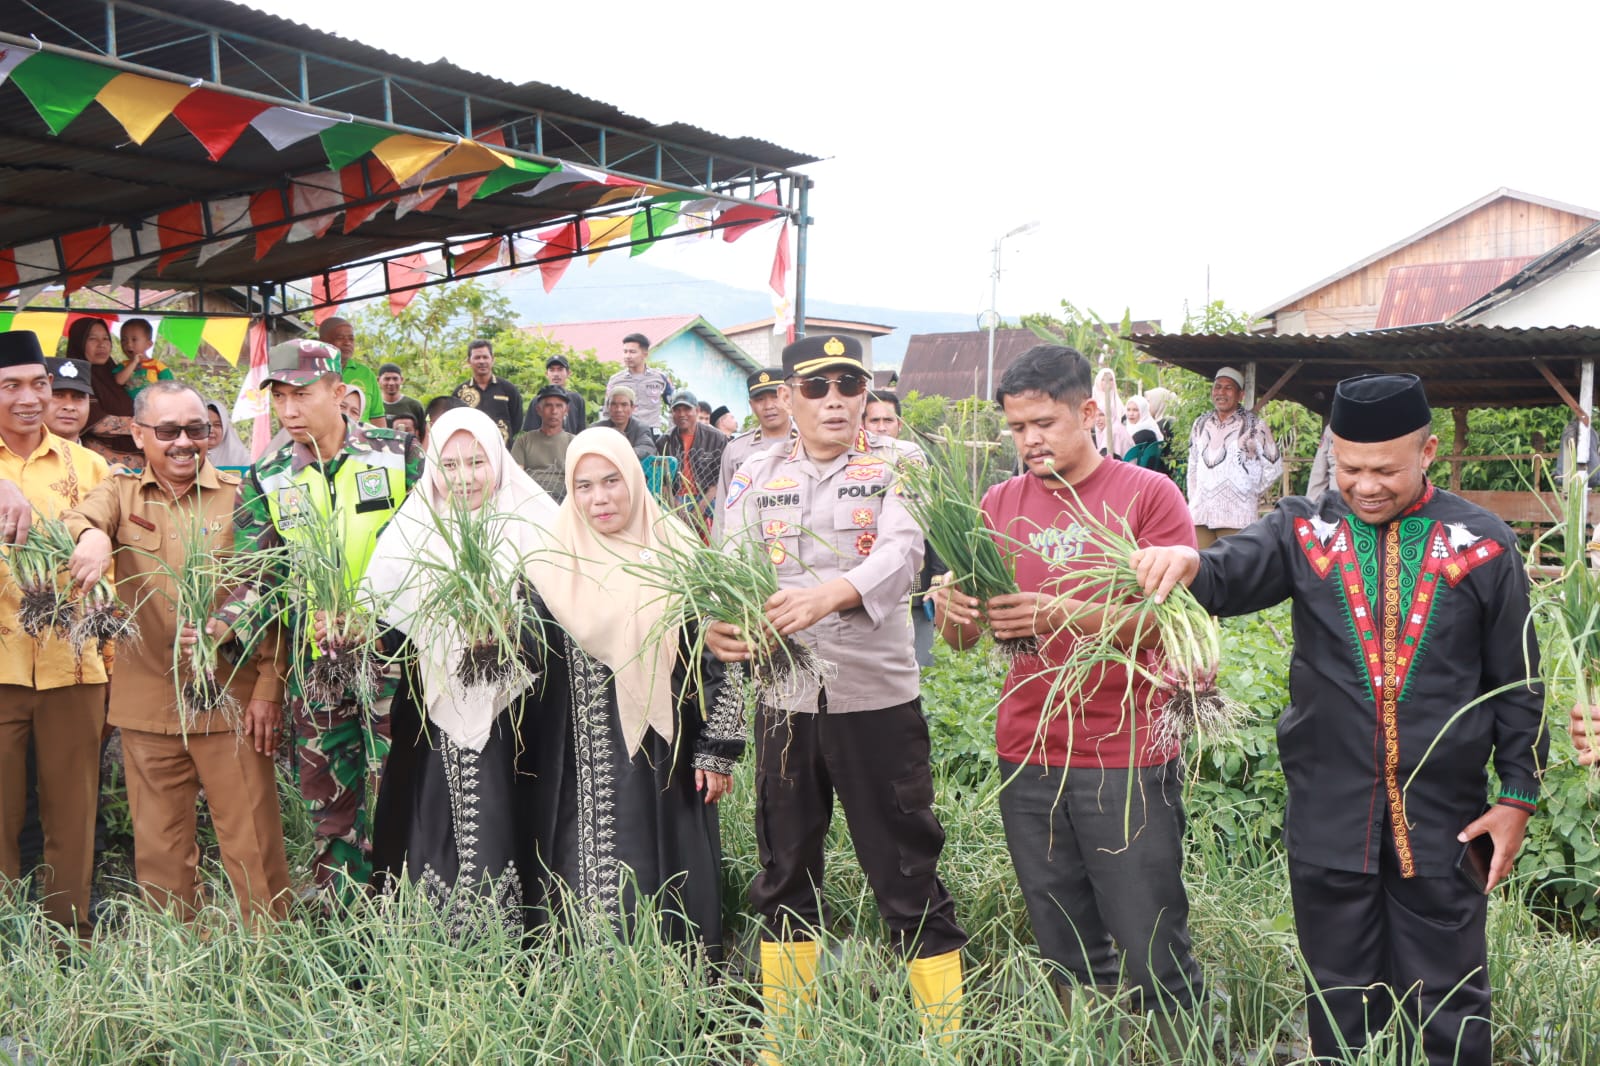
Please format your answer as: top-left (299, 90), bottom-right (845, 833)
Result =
top-left (59, 226), bottom-right (113, 294)
top-left (249, 106), bottom-right (340, 150)
top-left (393, 183), bottom-right (450, 220)
top-left (719, 189), bottom-right (782, 242)
top-left (200, 317), bottom-right (250, 366)
top-left (10, 52), bottom-right (118, 135)
top-left (156, 203), bottom-right (205, 272)
top-left (629, 202), bottom-right (684, 256)
top-left (107, 225), bottom-right (156, 288)
top-left (319, 122), bottom-right (393, 171)
top-left (340, 160), bottom-right (397, 233)
top-left (473, 157), bottom-right (558, 200)
top-left (248, 190), bottom-right (290, 259)
top-left (370, 133), bottom-right (454, 185)
top-left (0, 250), bottom-right (17, 293)
top-left (95, 72), bottom-right (192, 144)
top-left (288, 171), bottom-right (346, 242)
top-left (11, 311), bottom-right (68, 355)
top-left (8, 239), bottom-right (60, 296)
top-left (196, 197), bottom-right (250, 267)
top-left (172, 89), bottom-right (271, 161)
top-left (385, 254), bottom-right (430, 316)
top-left (522, 163), bottom-right (645, 199)
top-left (413, 139), bottom-right (515, 185)
top-left (157, 317), bottom-right (207, 359)
top-left (0, 43), bottom-right (39, 87)
top-left (535, 221), bottom-right (588, 293)
top-left (311, 271), bottom-right (348, 326)
top-left (451, 237), bottom-right (503, 277)
top-left (586, 215), bottom-right (634, 264)
top-left (455, 129), bottom-right (509, 206)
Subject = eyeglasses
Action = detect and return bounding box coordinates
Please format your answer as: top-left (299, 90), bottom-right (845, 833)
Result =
top-left (793, 374), bottom-right (869, 400)
top-left (136, 421), bottom-right (210, 442)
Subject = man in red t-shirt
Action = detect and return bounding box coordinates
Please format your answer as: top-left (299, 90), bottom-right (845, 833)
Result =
top-left (932, 344), bottom-right (1206, 1032)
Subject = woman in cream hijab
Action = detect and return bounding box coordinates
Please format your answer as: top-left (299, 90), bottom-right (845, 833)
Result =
top-left (524, 427), bottom-right (746, 960)
top-left (365, 407), bottom-right (558, 935)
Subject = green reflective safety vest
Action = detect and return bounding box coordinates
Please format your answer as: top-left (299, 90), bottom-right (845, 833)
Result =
top-left (259, 446), bottom-right (407, 591)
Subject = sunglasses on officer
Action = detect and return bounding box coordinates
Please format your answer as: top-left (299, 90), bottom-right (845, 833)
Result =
top-left (135, 420), bottom-right (210, 442)
top-left (791, 373), bottom-right (869, 400)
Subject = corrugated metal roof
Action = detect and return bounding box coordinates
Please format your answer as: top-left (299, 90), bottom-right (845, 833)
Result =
top-left (1128, 325), bottom-right (1600, 414)
top-left (1374, 257), bottom-right (1531, 328)
top-left (1450, 221), bottom-right (1600, 323)
top-left (898, 329), bottom-right (1044, 400)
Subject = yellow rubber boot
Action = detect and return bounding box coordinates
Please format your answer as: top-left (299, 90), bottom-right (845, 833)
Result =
top-left (758, 939), bottom-right (818, 1066)
top-left (907, 949), bottom-right (964, 1046)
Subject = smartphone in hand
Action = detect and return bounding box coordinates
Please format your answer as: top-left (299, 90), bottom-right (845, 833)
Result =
top-left (1455, 832), bottom-right (1495, 894)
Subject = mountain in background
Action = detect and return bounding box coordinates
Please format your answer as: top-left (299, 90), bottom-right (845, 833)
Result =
top-left (497, 257), bottom-right (981, 368)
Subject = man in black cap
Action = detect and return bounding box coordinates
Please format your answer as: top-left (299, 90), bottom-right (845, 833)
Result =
top-left (658, 390), bottom-right (727, 541)
top-left (45, 357), bottom-right (93, 443)
top-left (526, 353), bottom-right (587, 436)
top-left (376, 363), bottom-right (425, 432)
top-left (715, 366), bottom-right (794, 508)
top-left (510, 384), bottom-right (575, 499)
top-left (708, 335), bottom-right (967, 1054)
top-left (1134, 373), bottom-right (1546, 1066)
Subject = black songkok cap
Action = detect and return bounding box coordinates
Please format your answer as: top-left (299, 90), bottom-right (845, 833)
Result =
top-left (0, 331), bottom-right (47, 370)
top-left (1330, 373), bottom-right (1431, 443)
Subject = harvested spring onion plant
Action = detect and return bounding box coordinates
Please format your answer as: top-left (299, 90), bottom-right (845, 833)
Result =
top-left (286, 504), bottom-right (381, 707)
top-left (625, 535), bottom-right (830, 698)
top-left (896, 424), bottom-right (1035, 658)
top-left (8, 516), bottom-right (78, 638)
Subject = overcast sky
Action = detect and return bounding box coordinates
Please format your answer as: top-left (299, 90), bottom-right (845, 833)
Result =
top-left (256, 0), bottom-right (1600, 330)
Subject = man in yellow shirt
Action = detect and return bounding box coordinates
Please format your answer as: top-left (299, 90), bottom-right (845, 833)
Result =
top-left (0, 331), bottom-right (111, 936)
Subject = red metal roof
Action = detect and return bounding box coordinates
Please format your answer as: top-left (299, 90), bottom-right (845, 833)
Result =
top-left (898, 329), bottom-right (1045, 400)
top-left (1375, 257), bottom-right (1533, 328)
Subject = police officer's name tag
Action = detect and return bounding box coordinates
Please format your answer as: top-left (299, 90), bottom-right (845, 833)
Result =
top-left (356, 470), bottom-right (388, 502)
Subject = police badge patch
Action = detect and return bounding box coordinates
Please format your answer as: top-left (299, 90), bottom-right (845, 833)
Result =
top-left (356, 469), bottom-right (388, 502)
top-left (276, 485), bottom-right (310, 528)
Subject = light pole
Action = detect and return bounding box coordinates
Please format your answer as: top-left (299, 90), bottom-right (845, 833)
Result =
top-left (984, 221), bottom-right (1040, 400)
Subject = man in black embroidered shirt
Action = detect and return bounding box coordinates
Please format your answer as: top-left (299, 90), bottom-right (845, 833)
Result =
top-left (1134, 373), bottom-right (1546, 1066)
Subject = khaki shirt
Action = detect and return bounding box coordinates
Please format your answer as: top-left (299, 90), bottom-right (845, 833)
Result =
top-left (0, 431), bottom-right (110, 690)
top-left (723, 427), bottom-right (923, 715)
top-left (62, 462), bottom-right (285, 734)
top-left (714, 425), bottom-right (795, 541)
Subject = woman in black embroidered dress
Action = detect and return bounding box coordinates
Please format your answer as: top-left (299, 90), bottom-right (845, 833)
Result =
top-left (366, 408), bottom-right (558, 935)
top-left (525, 427), bottom-right (745, 960)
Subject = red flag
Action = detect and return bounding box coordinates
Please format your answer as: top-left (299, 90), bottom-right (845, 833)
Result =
top-left (59, 225), bottom-right (113, 294)
top-left (769, 221), bottom-right (791, 297)
top-left (239, 321), bottom-right (273, 460)
top-left (385, 254), bottom-right (430, 316)
top-left (172, 89), bottom-right (272, 162)
top-left (156, 202), bottom-right (205, 273)
top-left (311, 270), bottom-right (348, 326)
top-left (0, 250), bottom-right (17, 293)
top-left (535, 221), bottom-right (588, 294)
top-left (340, 159), bottom-right (397, 234)
top-left (248, 190), bottom-right (290, 259)
top-left (719, 189), bottom-right (781, 243)
top-left (451, 237), bottom-right (503, 277)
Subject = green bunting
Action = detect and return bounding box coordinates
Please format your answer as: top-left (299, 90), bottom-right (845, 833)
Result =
top-left (630, 203), bottom-right (684, 256)
top-left (473, 158), bottom-right (557, 200)
top-left (10, 52), bottom-right (118, 135)
top-left (318, 122), bottom-right (394, 171)
top-left (156, 317), bottom-right (206, 359)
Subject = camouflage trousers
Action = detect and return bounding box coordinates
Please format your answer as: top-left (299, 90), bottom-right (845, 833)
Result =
top-left (288, 676), bottom-right (393, 901)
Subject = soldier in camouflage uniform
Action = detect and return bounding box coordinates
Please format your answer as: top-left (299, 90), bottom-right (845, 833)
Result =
top-left (216, 340), bottom-right (422, 898)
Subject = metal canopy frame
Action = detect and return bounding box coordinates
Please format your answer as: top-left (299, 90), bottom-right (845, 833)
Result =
top-left (1, 0), bottom-right (816, 326)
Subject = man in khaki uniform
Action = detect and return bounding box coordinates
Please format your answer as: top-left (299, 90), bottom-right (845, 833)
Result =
top-left (708, 335), bottom-right (967, 1055)
top-left (0, 331), bottom-right (111, 937)
top-left (64, 381), bottom-right (291, 923)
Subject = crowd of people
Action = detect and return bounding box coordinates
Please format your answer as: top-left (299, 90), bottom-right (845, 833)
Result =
top-left (0, 319), bottom-right (1582, 1065)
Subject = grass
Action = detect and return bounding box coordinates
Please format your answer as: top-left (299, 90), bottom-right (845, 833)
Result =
top-left (3, 661), bottom-right (1599, 1064)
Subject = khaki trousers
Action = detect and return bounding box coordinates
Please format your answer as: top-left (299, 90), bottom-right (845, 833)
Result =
top-left (0, 683), bottom-right (106, 935)
top-left (1193, 525), bottom-right (1240, 550)
top-left (121, 728), bottom-right (291, 924)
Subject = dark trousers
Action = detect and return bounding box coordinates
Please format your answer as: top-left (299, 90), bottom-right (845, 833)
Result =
top-left (1289, 837), bottom-right (1490, 1066)
top-left (997, 758), bottom-right (1205, 1011)
top-left (748, 697), bottom-right (967, 959)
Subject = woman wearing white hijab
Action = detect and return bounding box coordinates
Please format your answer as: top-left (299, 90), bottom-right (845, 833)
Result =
top-left (1092, 367), bottom-right (1134, 458)
top-left (524, 427), bottom-right (745, 960)
top-left (1120, 394), bottom-right (1170, 475)
top-left (365, 407), bottom-right (558, 935)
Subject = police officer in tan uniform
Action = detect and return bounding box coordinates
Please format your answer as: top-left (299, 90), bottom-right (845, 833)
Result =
top-left (708, 335), bottom-right (967, 1056)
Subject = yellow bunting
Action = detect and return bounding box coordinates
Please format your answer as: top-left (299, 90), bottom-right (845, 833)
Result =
top-left (585, 215), bottom-right (635, 263)
top-left (95, 72), bottom-right (193, 145)
top-left (199, 317), bottom-right (250, 366)
top-left (420, 139), bottom-right (517, 184)
top-left (10, 311), bottom-right (68, 355)
top-left (369, 133), bottom-right (453, 184)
